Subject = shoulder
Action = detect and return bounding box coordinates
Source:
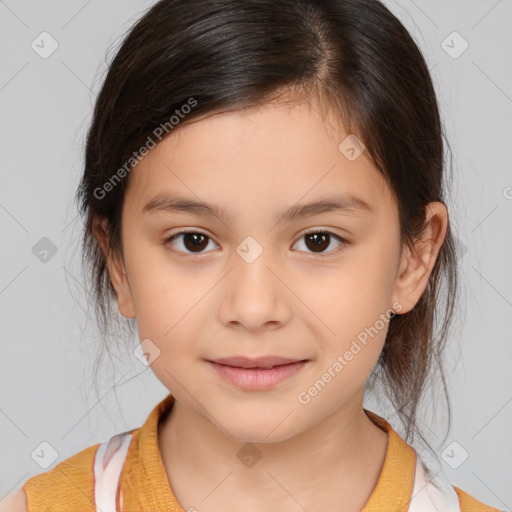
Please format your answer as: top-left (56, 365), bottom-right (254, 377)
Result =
top-left (22, 441), bottom-right (101, 512)
top-left (20, 428), bottom-right (140, 512)
top-left (454, 485), bottom-right (504, 512)
top-left (0, 489), bottom-right (28, 512)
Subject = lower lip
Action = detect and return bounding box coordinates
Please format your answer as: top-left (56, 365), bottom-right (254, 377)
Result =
top-left (207, 360), bottom-right (308, 391)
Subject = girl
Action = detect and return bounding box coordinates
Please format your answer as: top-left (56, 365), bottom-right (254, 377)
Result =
top-left (2, 0), bottom-right (502, 511)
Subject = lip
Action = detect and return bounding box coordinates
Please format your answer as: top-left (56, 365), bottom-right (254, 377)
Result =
top-left (210, 356), bottom-right (304, 369)
top-left (206, 357), bottom-right (308, 391)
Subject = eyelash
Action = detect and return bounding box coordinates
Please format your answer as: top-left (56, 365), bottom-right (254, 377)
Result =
top-left (163, 228), bottom-right (348, 258)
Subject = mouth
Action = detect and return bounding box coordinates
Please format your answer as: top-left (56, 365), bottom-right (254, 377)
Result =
top-left (206, 356), bottom-right (309, 390)
top-left (208, 356), bottom-right (307, 369)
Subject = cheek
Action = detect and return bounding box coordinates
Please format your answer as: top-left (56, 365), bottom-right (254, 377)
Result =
top-left (300, 246), bottom-right (396, 366)
top-left (308, 250), bottom-right (397, 324)
top-left (304, 284), bottom-right (390, 407)
top-left (123, 233), bottom-right (187, 313)
top-left (124, 246), bottom-right (211, 364)
top-left (131, 281), bottom-right (198, 347)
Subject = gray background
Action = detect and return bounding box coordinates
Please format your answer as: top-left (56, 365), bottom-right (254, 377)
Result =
top-left (0, 0), bottom-right (511, 509)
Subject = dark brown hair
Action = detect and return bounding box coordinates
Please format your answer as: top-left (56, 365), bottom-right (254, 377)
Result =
top-left (76, 0), bottom-right (458, 448)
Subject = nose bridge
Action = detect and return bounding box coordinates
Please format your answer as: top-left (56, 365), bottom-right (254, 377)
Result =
top-left (219, 234), bottom-right (289, 329)
top-left (233, 234), bottom-right (278, 298)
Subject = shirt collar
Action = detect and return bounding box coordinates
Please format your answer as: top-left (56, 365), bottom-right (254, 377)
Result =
top-left (134, 394), bottom-right (415, 512)
top-left (362, 408), bottom-right (416, 512)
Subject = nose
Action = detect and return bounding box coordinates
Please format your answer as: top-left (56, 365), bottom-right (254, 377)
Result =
top-left (217, 243), bottom-right (292, 332)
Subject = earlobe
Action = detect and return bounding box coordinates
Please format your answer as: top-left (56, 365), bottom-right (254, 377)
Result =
top-left (391, 202), bottom-right (448, 314)
top-left (92, 216), bottom-right (136, 319)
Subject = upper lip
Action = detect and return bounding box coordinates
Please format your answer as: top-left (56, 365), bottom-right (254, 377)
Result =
top-left (208, 356), bottom-right (307, 369)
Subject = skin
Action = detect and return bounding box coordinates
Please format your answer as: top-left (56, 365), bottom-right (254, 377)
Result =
top-left (93, 95), bottom-right (448, 512)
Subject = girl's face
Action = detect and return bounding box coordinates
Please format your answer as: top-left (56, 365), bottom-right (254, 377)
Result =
top-left (104, 98), bottom-right (436, 442)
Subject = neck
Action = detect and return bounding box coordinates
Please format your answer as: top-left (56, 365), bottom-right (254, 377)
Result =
top-left (158, 395), bottom-right (389, 511)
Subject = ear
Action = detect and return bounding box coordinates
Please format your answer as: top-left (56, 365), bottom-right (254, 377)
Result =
top-left (391, 202), bottom-right (448, 314)
top-left (92, 216), bottom-right (136, 319)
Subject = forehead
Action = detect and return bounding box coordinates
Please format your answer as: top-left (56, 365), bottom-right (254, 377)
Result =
top-left (123, 100), bottom-right (396, 222)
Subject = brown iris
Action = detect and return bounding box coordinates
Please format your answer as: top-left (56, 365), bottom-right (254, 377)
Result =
top-left (181, 233), bottom-right (209, 252)
top-left (304, 232), bottom-right (330, 253)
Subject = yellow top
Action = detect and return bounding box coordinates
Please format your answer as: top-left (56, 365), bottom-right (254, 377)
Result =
top-left (22, 392), bottom-right (501, 511)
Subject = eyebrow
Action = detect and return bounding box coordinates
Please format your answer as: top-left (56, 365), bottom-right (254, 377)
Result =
top-left (142, 192), bottom-right (374, 223)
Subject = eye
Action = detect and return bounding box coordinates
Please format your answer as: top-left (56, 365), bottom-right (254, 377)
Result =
top-left (164, 229), bottom-right (347, 257)
top-left (292, 229), bottom-right (346, 256)
top-left (164, 230), bottom-right (219, 255)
